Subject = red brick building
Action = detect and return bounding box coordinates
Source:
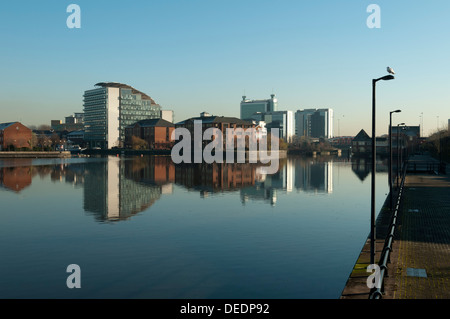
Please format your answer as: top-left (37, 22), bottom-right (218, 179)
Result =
top-left (0, 122), bottom-right (32, 151)
top-left (175, 113), bottom-right (255, 149)
top-left (125, 118), bottom-right (175, 150)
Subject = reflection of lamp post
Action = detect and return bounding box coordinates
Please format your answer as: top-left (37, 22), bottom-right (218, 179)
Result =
top-left (396, 123), bottom-right (405, 189)
top-left (439, 130), bottom-right (442, 168)
top-left (371, 73), bottom-right (395, 265)
top-left (389, 110), bottom-right (401, 212)
top-left (420, 112), bottom-right (423, 137)
top-left (338, 119), bottom-right (340, 137)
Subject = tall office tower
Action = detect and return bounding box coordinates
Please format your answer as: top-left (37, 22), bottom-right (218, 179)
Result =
top-left (295, 108), bottom-right (333, 138)
top-left (240, 94), bottom-right (278, 120)
top-left (83, 82), bottom-right (161, 149)
top-left (255, 110), bottom-right (294, 142)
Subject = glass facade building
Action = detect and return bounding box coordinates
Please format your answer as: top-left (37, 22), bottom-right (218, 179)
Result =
top-left (240, 94), bottom-right (278, 120)
top-left (83, 83), bottom-right (161, 149)
top-left (295, 108), bottom-right (333, 139)
top-left (118, 88), bottom-right (161, 142)
top-left (250, 110), bottom-right (294, 142)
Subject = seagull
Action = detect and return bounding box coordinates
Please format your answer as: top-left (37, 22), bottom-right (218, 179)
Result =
top-left (387, 66), bottom-right (395, 74)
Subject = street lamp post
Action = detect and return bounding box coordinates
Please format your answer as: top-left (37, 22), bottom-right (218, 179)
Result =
top-left (396, 123), bottom-right (405, 189)
top-left (371, 74), bottom-right (395, 265)
top-left (389, 110), bottom-right (401, 212)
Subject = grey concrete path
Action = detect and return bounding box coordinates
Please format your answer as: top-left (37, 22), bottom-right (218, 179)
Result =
top-left (388, 172), bottom-right (450, 298)
top-left (341, 155), bottom-right (450, 299)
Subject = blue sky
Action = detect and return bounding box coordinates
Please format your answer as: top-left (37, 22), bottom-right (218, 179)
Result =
top-left (0, 0), bottom-right (449, 136)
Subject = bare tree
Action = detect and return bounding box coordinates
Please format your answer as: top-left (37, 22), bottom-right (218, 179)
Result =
top-left (131, 136), bottom-right (149, 150)
top-left (38, 124), bottom-right (51, 131)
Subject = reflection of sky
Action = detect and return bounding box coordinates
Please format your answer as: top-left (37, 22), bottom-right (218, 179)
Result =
top-left (0, 156), bottom-right (389, 299)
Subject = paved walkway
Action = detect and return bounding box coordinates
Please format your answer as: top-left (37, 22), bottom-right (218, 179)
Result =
top-left (341, 155), bottom-right (450, 299)
top-left (389, 172), bottom-right (450, 298)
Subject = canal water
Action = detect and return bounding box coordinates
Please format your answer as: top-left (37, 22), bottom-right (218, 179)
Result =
top-left (0, 155), bottom-right (388, 299)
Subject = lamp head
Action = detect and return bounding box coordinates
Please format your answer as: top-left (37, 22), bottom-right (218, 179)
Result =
top-left (381, 75), bottom-right (395, 81)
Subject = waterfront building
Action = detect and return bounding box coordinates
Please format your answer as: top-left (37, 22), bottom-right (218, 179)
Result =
top-left (240, 94), bottom-right (278, 120)
top-left (66, 130), bottom-right (85, 147)
top-left (351, 129), bottom-right (389, 156)
top-left (295, 108), bottom-right (333, 139)
top-left (125, 118), bottom-right (175, 150)
top-left (83, 82), bottom-right (161, 149)
top-left (329, 136), bottom-right (354, 148)
top-left (351, 129), bottom-right (371, 155)
top-left (0, 122), bottom-right (32, 151)
top-left (263, 111), bottom-right (294, 142)
top-left (175, 113), bottom-right (254, 148)
top-left (250, 111), bottom-right (294, 142)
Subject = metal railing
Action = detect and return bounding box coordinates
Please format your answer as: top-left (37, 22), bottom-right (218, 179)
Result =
top-left (369, 163), bottom-right (407, 299)
top-left (406, 160), bottom-right (447, 174)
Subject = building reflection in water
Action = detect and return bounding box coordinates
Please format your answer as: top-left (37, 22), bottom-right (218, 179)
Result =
top-left (240, 157), bottom-right (334, 206)
top-left (0, 159), bottom-right (33, 192)
top-left (351, 158), bottom-right (371, 181)
top-left (0, 158), bottom-right (88, 193)
top-left (174, 162), bottom-right (258, 197)
top-left (83, 156), bottom-right (175, 222)
top-left (0, 155), bottom-right (360, 219)
top-left (292, 157), bottom-right (333, 193)
top-left (351, 157), bottom-right (388, 182)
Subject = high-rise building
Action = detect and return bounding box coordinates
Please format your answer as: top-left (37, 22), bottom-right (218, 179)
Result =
top-left (240, 94), bottom-right (278, 120)
top-left (251, 111), bottom-right (294, 142)
top-left (295, 108), bottom-right (333, 139)
top-left (83, 82), bottom-right (161, 149)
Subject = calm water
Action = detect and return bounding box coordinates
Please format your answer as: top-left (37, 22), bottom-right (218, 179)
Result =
top-left (0, 155), bottom-right (388, 299)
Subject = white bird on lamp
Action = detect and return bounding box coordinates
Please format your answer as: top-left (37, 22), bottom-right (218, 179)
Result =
top-left (387, 66), bottom-right (395, 74)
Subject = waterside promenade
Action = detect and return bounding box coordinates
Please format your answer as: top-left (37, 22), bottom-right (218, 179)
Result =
top-left (341, 155), bottom-right (450, 299)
